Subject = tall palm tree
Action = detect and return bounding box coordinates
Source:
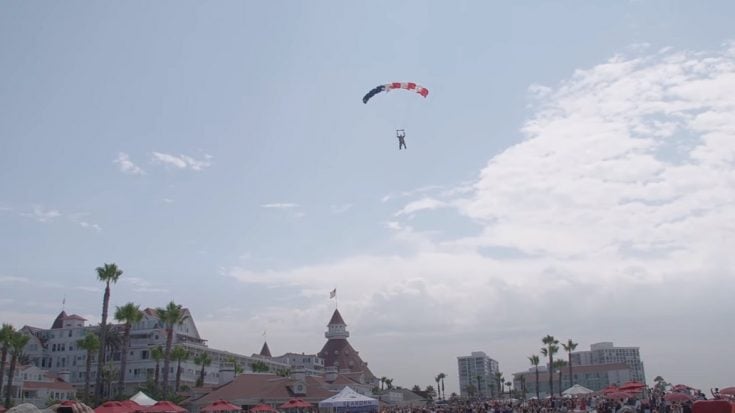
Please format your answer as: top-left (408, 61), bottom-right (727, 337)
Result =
top-left (494, 372), bottom-right (503, 398)
top-left (553, 360), bottom-right (567, 396)
top-left (541, 335), bottom-right (559, 397)
top-left (0, 323), bottom-right (15, 405)
top-left (156, 301), bottom-right (185, 398)
top-left (194, 353), bottom-right (212, 387)
top-left (114, 302), bottom-right (143, 396)
top-left (4, 331), bottom-right (30, 408)
top-left (171, 346), bottom-right (189, 392)
top-left (77, 333), bottom-right (100, 403)
top-left (505, 381), bottom-right (512, 396)
top-left (385, 378), bottom-right (394, 390)
top-left (435, 375), bottom-right (441, 399)
top-left (95, 262), bottom-right (123, 400)
top-left (380, 376), bottom-right (387, 391)
top-left (151, 346), bottom-right (164, 390)
top-left (528, 355), bottom-right (540, 400)
top-left (562, 339), bottom-right (578, 386)
top-left (438, 372), bottom-right (446, 400)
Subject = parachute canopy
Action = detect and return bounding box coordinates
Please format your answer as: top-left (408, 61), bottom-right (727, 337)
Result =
top-left (362, 82), bottom-right (429, 104)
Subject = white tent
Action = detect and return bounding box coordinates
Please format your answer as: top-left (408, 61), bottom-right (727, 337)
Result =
top-left (562, 384), bottom-right (594, 396)
top-left (130, 390), bottom-right (158, 406)
top-left (319, 387), bottom-right (379, 413)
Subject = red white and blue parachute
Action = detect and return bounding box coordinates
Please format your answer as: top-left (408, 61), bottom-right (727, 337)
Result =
top-left (362, 82), bottom-right (429, 104)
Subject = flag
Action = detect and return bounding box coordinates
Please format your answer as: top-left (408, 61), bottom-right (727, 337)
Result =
top-left (329, 288), bottom-right (336, 299)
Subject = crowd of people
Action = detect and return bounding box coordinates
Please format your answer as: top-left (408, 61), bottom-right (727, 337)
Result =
top-left (380, 390), bottom-right (718, 413)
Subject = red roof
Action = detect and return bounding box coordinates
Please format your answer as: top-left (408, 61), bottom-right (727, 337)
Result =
top-left (259, 342), bottom-right (272, 358)
top-left (191, 374), bottom-right (338, 406)
top-left (328, 310), bottom-right (345, 326)
top-left (317, 339), bottom-right (373, 377)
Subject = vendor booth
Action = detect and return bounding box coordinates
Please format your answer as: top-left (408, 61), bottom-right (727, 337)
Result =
top-left (318, 387), bottom-right (378, 413)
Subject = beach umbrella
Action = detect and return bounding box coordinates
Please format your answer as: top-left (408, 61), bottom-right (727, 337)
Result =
top-left (95, 402), bottom-right (134, 413)
top-left (201, 401), bottom-right (241, 413)
top-left (620, 382), bottom-right (646, 391)
top-left (665, 393), bottom-right (693, 403)
top-left (718, 387), bottom-right (735, 396)
top-left (606, 392), bottom-right (633, 400)
top-left (143, 401), bottom-right (187, 413)
top-left (601, 385), bottom-right (620, 394)
top-left (278, 400), bottom-right (313, 410)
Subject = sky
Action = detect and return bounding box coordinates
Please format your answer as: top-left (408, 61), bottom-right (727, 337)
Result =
top-left (1, 0), bottom-right (734, 395)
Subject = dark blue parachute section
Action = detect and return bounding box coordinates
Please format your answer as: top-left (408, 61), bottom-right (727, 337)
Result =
top-left (362, 85), bottom-right (387, 104)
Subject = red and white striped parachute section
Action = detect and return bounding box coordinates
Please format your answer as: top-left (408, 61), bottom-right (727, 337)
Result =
top-left (362, 82), bottom-right (429, 104)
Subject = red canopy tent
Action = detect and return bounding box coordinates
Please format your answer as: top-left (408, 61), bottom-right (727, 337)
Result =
top-left (201, 400), bottom-right (242, 413)
top-left (665, 393), bottom-right (693, 403)
top-left (620, 382), bottom-right (647, 391)
top-left (121, 401), bottom-right (141, 409)
top-left (96, 401), bottom-right (136, 413)
top-left (249, 405), bottom-right (278, 413)
top-left (142, 401), bottom-right (187, 413)
top-left (601, 385), bottom-right (620, 394)
top-left (278, 400), bottom-right (314, 410)
top-left (606, 392), bottom-right (635, 400)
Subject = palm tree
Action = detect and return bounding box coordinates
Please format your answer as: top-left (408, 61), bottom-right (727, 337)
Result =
top-left (95, 262), bottom-right (123, 400)
top-left (385, 378), bottom-right (394, 390)
top-left (250, 360), bottom-right (269, 373)
top-left (0, 323), bottom-right (15, 406)
top-left (4, 331), bottom-right (30, 408)
top-left (114, 302), bottom-right (143, 396)
top-left (528, 355), bottom-right (540, 400)
top-left (151, 346), bottom-right (164, 390)
top-left (435, 375), bottom-right (441, 399)
top-left (476, 375), bottom-right (483, 396)
top-left (438, 372), bottom-right (446, 400)
top-left (541, 335), bottom-right (559, 397)
top-left (553, 360), bottom-right (567, 396)
top-left (505, 381), bottom-right (512, 396)
top-left (171, 346), bottom-right (189, 392)
top-left (380, 376), bottom-right (387, 391)
top-left (156, 301), bottom-right (185, 398)
top-left (77, 333), bottom-right (100, 403)
top-left (194, 353), bottom-right (212, 387)
top-left (227, 356), bottom-right (244, 375)
top-left (492, 372), bottom-right (502, 398)
top-left (561, 339), bottom-right (578, 386)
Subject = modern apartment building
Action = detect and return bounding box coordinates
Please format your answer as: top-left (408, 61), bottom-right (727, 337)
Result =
top-left (570, 342), bottom-right (646, 384)
top-left (513, 363), bottom-right (631, 397)
top-left (457, 351), bottom-right (500, 398)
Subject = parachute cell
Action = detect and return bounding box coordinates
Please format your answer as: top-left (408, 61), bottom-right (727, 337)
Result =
top-left (362, 82), bottom-right (429, 104)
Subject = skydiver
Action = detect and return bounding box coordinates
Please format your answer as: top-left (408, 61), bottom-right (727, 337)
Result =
top-left (396, 129), bottom-right (406, 150)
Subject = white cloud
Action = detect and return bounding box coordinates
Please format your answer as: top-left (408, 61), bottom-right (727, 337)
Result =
top-left (394, 197), bottom-right (447, 216)
top-left (152, 152), bottom-right (212, 171)
top-left (0, 276), bottom-right (31, 284)
top-left (22, 205), bottom-right (61, 223)
top-left (221, 45), bottom-right (735, 393)
top-left (330, 203), bottom-right (353, 214)
top-left (114, 152), bottom-right (145, 175)
top-left (122, 277), bottom-right (169, 293)
top-left (78, 222), bottom-right (102, 232)
top-left (261, 203), bottom-right (299, 209)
